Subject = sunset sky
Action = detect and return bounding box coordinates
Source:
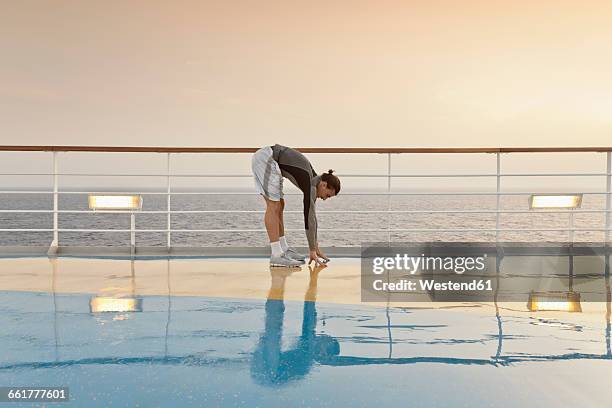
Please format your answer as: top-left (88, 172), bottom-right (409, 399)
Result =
top-left (1, 0), bottom-right (612, 149)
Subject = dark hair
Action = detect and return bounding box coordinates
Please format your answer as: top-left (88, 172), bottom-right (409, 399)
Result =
top-left (320, 169), bottom-right (341, 195)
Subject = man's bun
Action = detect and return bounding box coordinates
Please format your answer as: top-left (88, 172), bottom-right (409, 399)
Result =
top-left (327, 169), bottom-right (334, 175)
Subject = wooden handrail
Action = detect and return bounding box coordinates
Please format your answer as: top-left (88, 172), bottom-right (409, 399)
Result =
top-left (1, 145), bottom-right (612, 153)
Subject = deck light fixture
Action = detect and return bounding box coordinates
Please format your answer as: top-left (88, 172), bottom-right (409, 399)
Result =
top-left (529, 194), bottom-right (582, 209)
top-left (88, 195), bottom-right (142, 211)
top-left (88, 194), bottom-right (143, 255)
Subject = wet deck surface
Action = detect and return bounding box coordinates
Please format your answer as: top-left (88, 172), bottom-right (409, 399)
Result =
top-left (1, 257), bottom-right (611, 407)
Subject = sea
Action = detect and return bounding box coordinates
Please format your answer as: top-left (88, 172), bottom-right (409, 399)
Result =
top-left (0, 192), bottom-right (607, 247)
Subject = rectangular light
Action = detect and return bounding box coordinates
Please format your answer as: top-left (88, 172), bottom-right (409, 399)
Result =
top-left (88, 195), bottom-right (142, 210)
top-left (527, 291), bottom-right (581, 312)
top-left (89, 297), bottom-right (143, 313)
top-left (529, 194), bottom-right (582, 209)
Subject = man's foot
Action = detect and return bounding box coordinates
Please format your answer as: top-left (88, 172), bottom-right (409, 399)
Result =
top-left (285, 247), bottom-right (306, 263)
top-left (270, 253), bottom-right (303, 267)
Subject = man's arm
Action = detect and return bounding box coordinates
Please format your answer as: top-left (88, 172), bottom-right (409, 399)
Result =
top-left (304, 185), bottom-right (317, 251)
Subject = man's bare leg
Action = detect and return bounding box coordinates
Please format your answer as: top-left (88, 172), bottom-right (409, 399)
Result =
top-left (264, 196), bottom-right (281, 242)
top-left (278, 198), bottom-right (285, 238)
top-left (277, 198), bottom-right (305, 262)
top-left (264, 196), bottom-right (302, 266)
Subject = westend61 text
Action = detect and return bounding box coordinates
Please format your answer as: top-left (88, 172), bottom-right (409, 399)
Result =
top-left (372, 279), bottom-right (493, 292)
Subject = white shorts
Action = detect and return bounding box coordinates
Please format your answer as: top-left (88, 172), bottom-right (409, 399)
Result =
top-left (252, 146), bottom-right (284, 201)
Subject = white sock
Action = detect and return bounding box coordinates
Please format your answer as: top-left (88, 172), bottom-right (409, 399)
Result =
top-left (271, 241), bottom-right (283, 257)
top-left (279, 236), bottom-right (289, 252)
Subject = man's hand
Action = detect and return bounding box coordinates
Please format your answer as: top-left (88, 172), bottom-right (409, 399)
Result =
top-left (309, 250), bottom-right (323, 266)
top-left (309, 247), bottom-right (330, 266)
top-left (316, 246), bottom-right (330, 263)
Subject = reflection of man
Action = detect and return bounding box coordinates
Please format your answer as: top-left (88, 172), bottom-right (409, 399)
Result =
top-left (251, 265), bottom-right (340, 386)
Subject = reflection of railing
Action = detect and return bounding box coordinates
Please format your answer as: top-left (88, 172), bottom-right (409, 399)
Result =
top-left (1, 146), bottom-right (611, 254)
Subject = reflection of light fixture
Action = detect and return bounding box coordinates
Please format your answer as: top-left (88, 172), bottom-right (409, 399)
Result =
top-left (90, 297), bottom-right (143, 313)
top-left (527, 291), bottom-right (582, 312)
top-left (529, 194), bottom-right (582, 209)
top-left (88, 195), bottom-right (142, 211)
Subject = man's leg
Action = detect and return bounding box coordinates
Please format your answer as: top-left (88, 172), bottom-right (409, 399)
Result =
top-left (264, 196), bottom-right (301, 266)
top-left (278, 198), bottom-right (289, 252)
top-left (277, 199), bottom-right (306, 262)
top-left (279, 199), bottom-right (294, 255)
top-left (278, 198), bottom-right (285, 238)
top-left (264, 196), bottom-right (282, 244)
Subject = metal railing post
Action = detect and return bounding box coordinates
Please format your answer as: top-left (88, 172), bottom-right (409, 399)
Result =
top-left (130, 212), bottom-right (136, 256)
top-left (606, 152), bottom-right (611, 245)
top-left (568, 208), bottom-right (575, 243)
top-left (166, 153), bottom-right (172, 250)
top-left (387, 153), bottom-right (392, 244)
top-left (47, 151), bottom-right (59, 256)
top-left (606, 149), bottom-right (611, 356)
top-left (496, 153), bottom-right (501, 244)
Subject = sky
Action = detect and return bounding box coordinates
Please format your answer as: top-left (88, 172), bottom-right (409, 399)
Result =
top-left (1, 1), bottom-right (611, 190)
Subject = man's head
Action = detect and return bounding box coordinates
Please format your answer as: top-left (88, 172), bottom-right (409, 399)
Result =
top-left (317, 169), bottom-right (341, 200)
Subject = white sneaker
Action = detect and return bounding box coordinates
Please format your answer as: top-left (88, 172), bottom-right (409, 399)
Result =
top-left (270, 253), bottom-right (303, 267)
top-left (285, 247), bottom-right (306, 263)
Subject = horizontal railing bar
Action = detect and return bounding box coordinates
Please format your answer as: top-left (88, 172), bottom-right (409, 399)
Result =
top-left (377, 173), bottom-right (609, 178)
top-left (2, 228), bottom-right (611, 232)
top-left (0, 191), bottom-right (55, 194)
top-left (501, 173), bottom-right (610, 177)
top-left (1, 172), bottom-right (609, 178)
top-left (0, 210), bottom-right (53, 213)
top-left (2, 173), bottom-right (254, 177)
top-left (1, 191), bottom-right (611, 196)
top-left (1, 209), bottom-right (611, 214)
top-left (2, 146), bottom-right (612, 153)
top-left (0, 229), bottom-right (55, 232)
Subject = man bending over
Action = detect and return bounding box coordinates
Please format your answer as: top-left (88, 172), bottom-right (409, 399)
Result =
top-left (251, 144), bottom-right (341, 267)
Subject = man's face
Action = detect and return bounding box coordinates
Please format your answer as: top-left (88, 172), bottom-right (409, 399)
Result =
top-left (317, 181), bottom-right (336, 200)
